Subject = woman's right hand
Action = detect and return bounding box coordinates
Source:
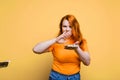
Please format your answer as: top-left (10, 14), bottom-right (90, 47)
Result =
top-left (56, 31), bottom-right (72, 44)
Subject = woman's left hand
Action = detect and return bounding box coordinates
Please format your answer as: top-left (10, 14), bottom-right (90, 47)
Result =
top-left (64, 41), bottom-right (80, 50)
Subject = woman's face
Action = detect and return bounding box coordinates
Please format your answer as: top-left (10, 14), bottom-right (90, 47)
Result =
top-left (62, 19), bottom-right (72, 34)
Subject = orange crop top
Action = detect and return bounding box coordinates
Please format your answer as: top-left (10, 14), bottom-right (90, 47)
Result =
top-left (48, 39), bottom-right (88, 75)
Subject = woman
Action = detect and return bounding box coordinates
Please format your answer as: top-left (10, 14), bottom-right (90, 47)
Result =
top-left (33, 14), bottom-right (90, 80)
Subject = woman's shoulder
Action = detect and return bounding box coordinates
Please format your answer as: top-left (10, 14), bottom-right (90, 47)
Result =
top-left (82, 38), bottom-right (87, 42)
top-left (80, 38), bottom-right (88, 51)
top-left (80, 38), bottom-right (87, 44)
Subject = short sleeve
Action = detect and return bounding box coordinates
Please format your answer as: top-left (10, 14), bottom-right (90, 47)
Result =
top-left (80, 39), bottom-right (89, 51)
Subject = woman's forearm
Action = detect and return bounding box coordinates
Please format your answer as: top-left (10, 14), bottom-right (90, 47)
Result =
top-left (76, 47), bottom-right (90, 66)
top-left (33, 38), bottom-right (57, 54)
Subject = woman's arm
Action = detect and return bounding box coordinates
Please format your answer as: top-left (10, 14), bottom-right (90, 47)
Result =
top-left (75, 47), bottom-right (90, 66)
top-left (74, 40), bottom-right (90, 66)
top-left (32, 38), bottom-right (57, 54)
top-left (33, 31), bottom-right (71, 54)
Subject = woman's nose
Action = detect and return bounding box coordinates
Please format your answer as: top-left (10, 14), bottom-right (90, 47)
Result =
top-left (66, 27), bottom-right (70, 31)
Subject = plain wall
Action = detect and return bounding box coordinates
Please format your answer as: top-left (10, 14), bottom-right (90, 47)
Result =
top-left (0, 0), bottom-right (120, 80)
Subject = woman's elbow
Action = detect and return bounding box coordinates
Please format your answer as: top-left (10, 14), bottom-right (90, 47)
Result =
top-left (85, 61), bottom-right (90, 66)
top-left (32, 48), bottom-right (41, 54)
top-left (83, 58), bottom-right (90, 66)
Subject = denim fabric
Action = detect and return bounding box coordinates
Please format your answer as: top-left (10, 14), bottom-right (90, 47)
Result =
top-left (49, 70), bottom-right (80, 80)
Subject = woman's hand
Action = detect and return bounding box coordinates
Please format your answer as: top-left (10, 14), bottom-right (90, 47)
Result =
top-left (64, 41), bottom-right (79, 49)
top-left (56, 31), bottom-right (72, 44)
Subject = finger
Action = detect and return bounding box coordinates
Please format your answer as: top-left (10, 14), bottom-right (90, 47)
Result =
top-left (74, 41), bottom-right (80, 45)
top-left (65, 31), bottom-right (72, 38)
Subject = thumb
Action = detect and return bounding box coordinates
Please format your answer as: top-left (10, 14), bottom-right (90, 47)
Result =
top-left (74, 41), bottom-right (79, 45)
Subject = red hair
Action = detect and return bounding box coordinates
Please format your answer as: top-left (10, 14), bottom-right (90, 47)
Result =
top-left (58, 14), bottom-right (83, 43)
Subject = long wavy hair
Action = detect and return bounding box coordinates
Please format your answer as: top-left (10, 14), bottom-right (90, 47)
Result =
top-left (58, 14), bottom-right (83, 43)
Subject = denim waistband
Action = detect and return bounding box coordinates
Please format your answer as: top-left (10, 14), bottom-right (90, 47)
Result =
top-left (51, 69), bottom-right (80, 76)
top-left (49, 69), bottom-right (80, 80)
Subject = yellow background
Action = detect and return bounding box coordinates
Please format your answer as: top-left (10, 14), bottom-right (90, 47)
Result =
top-left (0, 0), bottom-right (120, 80)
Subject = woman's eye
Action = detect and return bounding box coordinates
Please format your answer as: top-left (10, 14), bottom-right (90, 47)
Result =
top-left (63, 25), bottom-right (67, 27)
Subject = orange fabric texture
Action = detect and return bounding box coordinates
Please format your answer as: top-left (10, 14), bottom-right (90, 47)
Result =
top-left (48, 39), bottom-right (88, 75)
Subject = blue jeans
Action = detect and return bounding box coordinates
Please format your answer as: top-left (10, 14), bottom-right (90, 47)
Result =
top-left (49, 70), bottom-right (80, 80)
